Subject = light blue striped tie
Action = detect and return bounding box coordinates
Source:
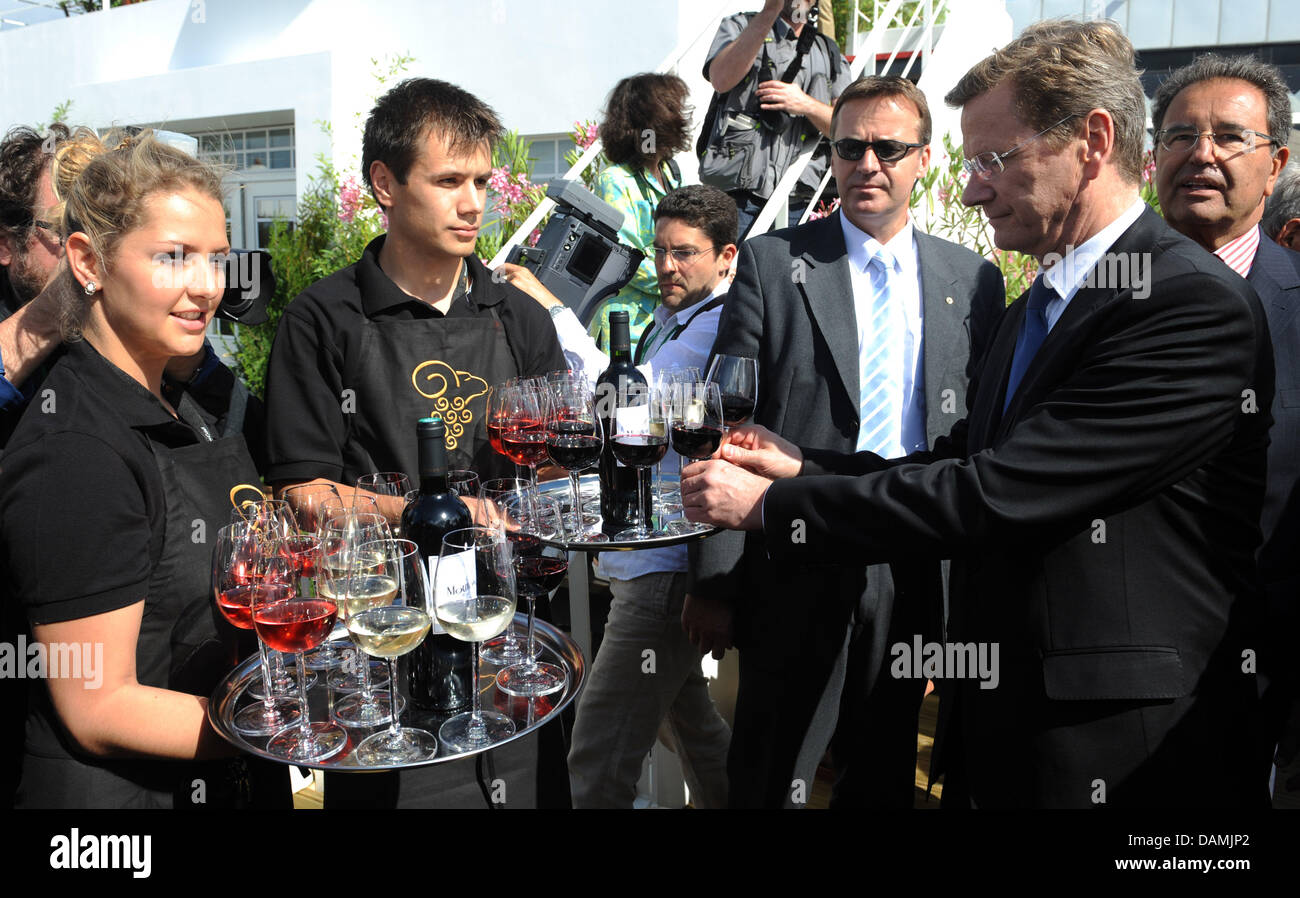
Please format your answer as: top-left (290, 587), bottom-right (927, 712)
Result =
top-left (858, 249), bottom-right (896, 456)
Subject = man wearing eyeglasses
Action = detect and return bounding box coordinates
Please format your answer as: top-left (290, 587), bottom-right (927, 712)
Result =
top-left (687, 75), bottom-right (1005, 808)
top-left (1151, 54), bottom-right (1299, 798)
top-left (682, 20), bottom-right (1275, 807)
top-left (0, 125), bottom-right (70, 422)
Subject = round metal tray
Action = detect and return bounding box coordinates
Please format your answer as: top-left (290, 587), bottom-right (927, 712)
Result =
top-left (209, 615), bottom-right (584, 772)
top-left (536, 473), bottom-right (720, 552)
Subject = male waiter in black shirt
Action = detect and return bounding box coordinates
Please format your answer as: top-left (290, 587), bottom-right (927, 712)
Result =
top-left (263, 79), bottom-right (565, 807)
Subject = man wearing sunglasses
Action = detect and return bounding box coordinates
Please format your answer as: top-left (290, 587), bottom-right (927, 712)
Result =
top-left (686, 75), bottom-right (1005, 808)
top-left (683, 21), bottom-right (1275, 807)
top-left (1152, 54), bottom-right (1299, 799)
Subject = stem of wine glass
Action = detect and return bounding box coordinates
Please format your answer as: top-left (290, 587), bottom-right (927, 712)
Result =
top-left (295, 651), bottom-right (317, 752)
top-left (386, 655), bottom-right (402, 740)
top-left (357, 643), bottom-right (374, 702)
top-left (568, 471), bottom-right (583, 537)
top-left (638, 466), bottom-right (653, 534)
top-left (527, 464), bottom-right (540, 523)
top-left (256, 637), bottom-right (278, 716)
top-left (469, 640), bottom-right (485, 739)
top-left (524, 594), bottom-right (538, 673)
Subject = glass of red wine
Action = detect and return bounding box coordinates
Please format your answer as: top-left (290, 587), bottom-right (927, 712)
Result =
top-left (283, 483), bottom-right (344, 670)
top-left (496, 496), bottom-right (568, 697)
top-left (545, 377), bottom-right (607, 542)
top-left (666, 381), bottom-right (725, 535)
top-left (434, 527), bottom-right (518, 752)
top-left (705, 354), bottom-right (758, 429)
top-left (213, 521), bottom-right (302, 736)
top-left (477, 478), bottom-right (537, 665)
top-left (612, 382), bottom-right (669, 540)
top-left (253, 545), bottom-right (347, 762)
top-left (498, 382), bottom-right (547, 516)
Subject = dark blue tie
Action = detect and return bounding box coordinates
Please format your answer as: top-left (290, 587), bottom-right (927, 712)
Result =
top-left (1003, 275), bottom-right (1053, 413)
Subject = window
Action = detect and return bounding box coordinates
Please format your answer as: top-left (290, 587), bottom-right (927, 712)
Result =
top-left (255, 196), bottom-right (297, 249)
top-left (525, 134), bottom-right (579, 184)
top-left (197, 126), bottom-right (296, 172)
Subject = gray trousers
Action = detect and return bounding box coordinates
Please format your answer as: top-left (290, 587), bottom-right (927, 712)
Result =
top-left (567, 570), bottom-right (731, 808)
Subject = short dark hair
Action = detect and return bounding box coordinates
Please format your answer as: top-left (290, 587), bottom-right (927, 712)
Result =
top-left (0, 123), bottom-right (70, 248)
top-left (599, 73), bottom-right (692, 169)
top-left (654, 184), bottom-right (738, 248)
top-left (1263, 162), bottom-right (1300, 240)
top-left (361, 78), bottom-right (502, 205)
top-left (832, 76), bottom-right (931, 144)
top-left (1151, 53), bottom-right (1293, 155)
top-left (945, 19), bottom-right (1147, 183)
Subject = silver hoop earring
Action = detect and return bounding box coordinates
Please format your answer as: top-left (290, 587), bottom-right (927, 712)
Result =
top-left (84, 281), bottom-right (97, 295)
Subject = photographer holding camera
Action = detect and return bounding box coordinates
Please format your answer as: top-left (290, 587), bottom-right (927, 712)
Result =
top-left (699, 0), bottom-right (851, 237)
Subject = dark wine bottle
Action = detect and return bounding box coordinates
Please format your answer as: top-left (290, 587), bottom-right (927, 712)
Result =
top-left (400, 416), bottom-right (474, 712)
top-left (596, 311), bottom-right (650, 532)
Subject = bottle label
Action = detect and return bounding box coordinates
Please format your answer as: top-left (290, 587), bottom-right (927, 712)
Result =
top-left (432, 548), bottom-right (477, 625)
top-left (423, 558), bottom-right (448, 635)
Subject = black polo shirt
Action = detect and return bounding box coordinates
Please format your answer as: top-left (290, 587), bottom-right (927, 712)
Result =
top-left (263, 236), bottom-right (564, 485)
top-left (0, 338), bottom-right (215, 625)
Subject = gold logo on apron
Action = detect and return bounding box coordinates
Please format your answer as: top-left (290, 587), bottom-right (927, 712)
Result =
top-left (411, 360), bottom-right (489, 450)
top-left (229, 484), bottom-right (269, 519)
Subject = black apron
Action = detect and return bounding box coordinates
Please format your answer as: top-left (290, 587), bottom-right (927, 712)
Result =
top-left (346, 289), bottom-right (519, 483)
top-left (17, 392), bottom-right (271, 809)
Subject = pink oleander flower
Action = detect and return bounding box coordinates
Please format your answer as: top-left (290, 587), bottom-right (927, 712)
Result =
top-left (527, 227), bottom-right (542, 247)
top-left (338, 176), bottom-right (364, 224)
top-left (806, 197), bottom-right (841, 221)
top-left (572, 120), bottom-right (599, 150)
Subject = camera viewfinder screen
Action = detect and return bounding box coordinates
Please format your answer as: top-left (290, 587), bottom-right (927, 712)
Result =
top-left (566, 233), bottom-right (611, 285)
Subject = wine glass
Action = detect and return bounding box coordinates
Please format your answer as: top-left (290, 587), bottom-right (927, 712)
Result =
top-left (655, 367), bottom-right (701, 514)
top-left (350, 539), bottom-right (438, 765)
top-left (320, 493), bottom-right (380, 525)
top-left (498, 382), bottom-right (547, 518)
top-left (665, 381), bottom-right (725, 535)
top-left (612, 382), bottom-right (669, 540)
top-left (447, 470), bottom-right (481, 499)
top-left (488, 378), bottom-right (528, 479)
top-left (321, 512), bottom-right (404, 726)
top-left (253, 546), bottom-right (347, 762)
top-left (476, 478), bottom-right (535, 665)
top-left (706, 354), bottom-right (758, 428)
top-left (496, 496), bottom-right (568, 697)
top-left (356, 472), bottom-right (412, 533)
top-left (213, 522), bottom-right (302, 736)
top-left (545, 377), bottom-right (607, 542)
top-left (283, 483), bottom-right (345, 670)
top-left (434, 527), bottom-right (518, 752)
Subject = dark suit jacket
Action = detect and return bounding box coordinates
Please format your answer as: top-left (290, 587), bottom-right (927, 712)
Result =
top-left (1248, 233), bottom-right (1300, 698)
top-left (763, 208), bottom-right (1274, 807)
top-left (692, 211), bottom-right (1005, 667)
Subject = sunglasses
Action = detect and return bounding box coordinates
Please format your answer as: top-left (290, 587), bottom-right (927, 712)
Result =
top-left (832, 138), bottom-right (925, 163)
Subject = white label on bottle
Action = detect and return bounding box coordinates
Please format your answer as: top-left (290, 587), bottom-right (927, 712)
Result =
top-left (614, 405), bottom-right (650, 436)
top-left (423, 557), bottom-right (448, 634)
top-left (432, 548), bottom-right (476, 628)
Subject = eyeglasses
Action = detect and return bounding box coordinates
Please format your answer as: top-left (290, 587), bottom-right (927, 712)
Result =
top-left (652, 246), bottom-right (718, 264)
top-left (962, 115), bottom-right (1079, 181)
top-left (31, 219), bottom-right (64, 247)
top-left (832, 138), bottom-right (925, 164)
top-left (1153, 127), bottom-right (1281, 155)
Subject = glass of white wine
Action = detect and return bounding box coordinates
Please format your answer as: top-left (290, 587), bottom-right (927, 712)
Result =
top-left (350, 539), bottom-right (437, 765)
top-left (434, 526), bottom-right (518, 752)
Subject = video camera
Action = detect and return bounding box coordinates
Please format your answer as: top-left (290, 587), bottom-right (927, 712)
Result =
top-left (215, 249), bottom-right (274, 326)
top-left (505, 180), bottom-right (642, 324)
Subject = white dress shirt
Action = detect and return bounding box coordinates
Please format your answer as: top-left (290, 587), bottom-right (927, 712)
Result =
top-left (548, 283), bottom-right (728, 580)
top-left (1039, 198), bottom-right (1147, 332)
top-left (839, 211), bottom-right (927, 458)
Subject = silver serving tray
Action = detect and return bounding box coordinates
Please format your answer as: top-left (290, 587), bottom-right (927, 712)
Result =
top-left (209, 615), bottom-right (585, 772)
top-left (536, 473), bottom-right (721, 552)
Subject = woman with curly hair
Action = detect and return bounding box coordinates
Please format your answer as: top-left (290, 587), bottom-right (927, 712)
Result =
top-left (585, 73), bottom-right (692, 351)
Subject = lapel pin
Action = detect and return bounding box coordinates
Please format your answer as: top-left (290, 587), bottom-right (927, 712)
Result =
top-left (945, 296), bottom-right (954, 305)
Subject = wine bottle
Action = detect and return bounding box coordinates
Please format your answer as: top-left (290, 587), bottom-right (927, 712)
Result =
top-left (400, 416), bottom-right (474, 712)
top-left (596, 311), bottom-right (650, 532)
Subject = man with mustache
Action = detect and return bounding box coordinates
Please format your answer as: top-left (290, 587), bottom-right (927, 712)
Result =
top-left (687, 75), bottom-right (1005, 807)
top-left (1151, 54), bottom-right (1299, 794)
